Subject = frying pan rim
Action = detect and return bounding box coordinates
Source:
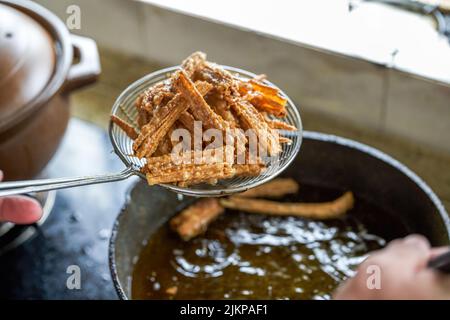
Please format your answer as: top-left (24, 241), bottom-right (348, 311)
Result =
top-left (108, 130), bottom-right (450, 300)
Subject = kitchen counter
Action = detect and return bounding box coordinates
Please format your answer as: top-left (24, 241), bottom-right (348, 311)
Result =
top-left (71, 48), bottom-right (450, 213)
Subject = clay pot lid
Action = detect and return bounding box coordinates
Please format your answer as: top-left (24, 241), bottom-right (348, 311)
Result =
top-left (0, 3), bottom-right (55, 126)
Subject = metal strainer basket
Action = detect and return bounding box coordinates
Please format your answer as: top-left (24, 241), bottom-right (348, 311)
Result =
top-left (0, 66), bottom-right (302, 198)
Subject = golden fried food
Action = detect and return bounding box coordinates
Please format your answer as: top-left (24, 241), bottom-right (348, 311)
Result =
top-left (110, 115), bottom-right (138, 139)
top-left (169, 178), bottom-right (354, 241)
top-left (239, 79), bottom-right (287, 117)
top-left (170, 198), bottom-right (224, 241)
top-left (111, 52), bottom-right (297, 187)
top-left (165, 286), bottom-right (178, 295)
top-left (266, 118), bottom-right (297, 131)
top-left (231, 101), bottom-right (281, 156)
top-left (233, 163), bottom-right (265, 177)
top-left (220, 191), bottom-right (354, 219)
top-left (134, 93), bottom-right (187, 158)
top-left (279, 137), bottom-right (292, 144)
top-left (236, 178), bottom-right (299, 198)
top-left (146, 147), bottom-right (235, 185)
top-left (174, 71), bottom-right (229, 131)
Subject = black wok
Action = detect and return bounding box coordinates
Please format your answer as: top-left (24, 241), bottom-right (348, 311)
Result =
top-left (109, 131), bottom-right (450, 299)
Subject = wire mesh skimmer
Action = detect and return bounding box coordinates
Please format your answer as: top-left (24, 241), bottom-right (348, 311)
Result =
top-left (0, 66), bottom-right (303, 198)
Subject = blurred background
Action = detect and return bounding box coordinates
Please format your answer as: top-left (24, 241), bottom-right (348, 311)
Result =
top-left (1, 0), bottom-right (450, 299)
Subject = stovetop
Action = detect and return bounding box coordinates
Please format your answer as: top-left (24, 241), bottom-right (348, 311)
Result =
top-left (0, 119), bottom-right (136, 299)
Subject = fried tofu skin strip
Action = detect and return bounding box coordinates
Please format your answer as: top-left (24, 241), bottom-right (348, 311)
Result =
top-left (138, 80), bottom-right (174, 114)
top-left (279, 137), bottom-right (292, 144)
top-left (175, 71), bottom-right (228, 131)
top-left (146, 163), bottom-right (235, 186)
top-left (220, 191), bottom-right (354, 220)
top-left (195, 61), bottom-right (237, 97)
top-left (266, 118), bottom-right (297, 131)
top-left (181, 51), bottom-right (207, 78)
top-left (154, 132), bottom-right (173, 156)
top-left (236, 178), bottom-right (299, 198)
top-left (134, 74), bottom-right (222, 159)
top-left (170, 198), bottom-right (224, 241)
top-left (208, 97), bottom-right (234, 123)
top-left (239, 79), bottom-right (287, 117)
top-left (133, 93), bottom-right (187, 158)
top-left (176, 72), bottom-right (247, 154)
top-left (177, 80), bottom-right (213, 133)
top-left (134, 72), bottom-right (199, 158)
top-left (248, 80), bottom-right (287, 117)
top-left (110, 115), bottom-right (138, 139)
top-left (195, 80), bottom-right (214, 95)
top-left (147, 146), bottom-right (234, 167)
top-left (233, 163), bottom-right (265, 177)
top-left (166, 286), bottom-right (178, 295)
top-left (146, 147), bottom-right (235, 185)
top-left (232, 101), bottom-right (281, 156)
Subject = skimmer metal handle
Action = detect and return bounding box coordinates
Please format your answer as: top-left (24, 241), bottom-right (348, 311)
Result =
top-left (0, 167), bottom-right (135, 197)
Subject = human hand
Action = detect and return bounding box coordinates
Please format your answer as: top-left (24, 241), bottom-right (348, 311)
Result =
top-left (334, 234), bottom-right (450, 300)
top-left (0, 170), bottom-right (42, 224)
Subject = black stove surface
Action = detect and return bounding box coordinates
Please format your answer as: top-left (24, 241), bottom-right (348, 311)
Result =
top-left (0, 119), bottom-right (136, 299)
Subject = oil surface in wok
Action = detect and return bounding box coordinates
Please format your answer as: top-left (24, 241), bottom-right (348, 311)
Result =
top-left (132, 184), bottom-right (408, 300)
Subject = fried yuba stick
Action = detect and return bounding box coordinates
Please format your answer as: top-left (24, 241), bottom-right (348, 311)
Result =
top-left (220, 191), bottom-right (354, 219)
top-left (266, 119), bottom-right (297, 131)
top-left (146, 147), bottom-right (236, 185)
top-left (111, 115), bottom-right (138, 139)
top-left (177, 80), bottom-right (213, 133)
top-left (147, 146), bottom-right (234, 168)
top-left (181, 51), bottom-right (207, 77)
top-left (231, 101), bottom-right (281, 156)
top-left (147, 162), bottom-right (235, 185)
top-left (209, 98), bottom-right (235, 123)
top-left (170, 198), bottom-right (224, 241)
top-left (194, 80), bottom-right (213, 94)
top-left (134, 93), bottom-right (188, 158)
top-left (236, 178), bottom-right (299, 198)
top-left (247, 94), bottom-right (286, 117)
top-left (175, 71), bottom-right (228, 131)
top-left (279, 137), bottom-right (292, 144)
top-left (239, 79), bottom-right (287, 117)
top-left (253, 74), bottom-right (267, 82)
top-left (233, 163), bottom-right (265, 177)
top-left (154, 131), bottom-right (173, 156)
top-left (138, 80), bottom-right (174, 113)
top-left (248, 80), bottom-right (287, 117)
top-left (176, 72), bottom-right (247, 156)
top-left (135, 72), bottom-right (203, 158)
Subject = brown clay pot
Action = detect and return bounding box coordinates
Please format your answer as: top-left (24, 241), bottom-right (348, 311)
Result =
top-left (0, 0), bottom-right (100, 180)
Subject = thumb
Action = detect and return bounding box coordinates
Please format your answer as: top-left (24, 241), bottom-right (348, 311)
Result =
top-left (0, 195), bottom-right (43, 224)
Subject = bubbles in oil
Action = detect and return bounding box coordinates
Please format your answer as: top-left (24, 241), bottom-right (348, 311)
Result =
top-left (132, 185), bottom-right (394, 300)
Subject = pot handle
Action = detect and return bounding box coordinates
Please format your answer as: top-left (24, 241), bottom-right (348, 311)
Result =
top-left (64, 34), bottom-right (101, 92)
